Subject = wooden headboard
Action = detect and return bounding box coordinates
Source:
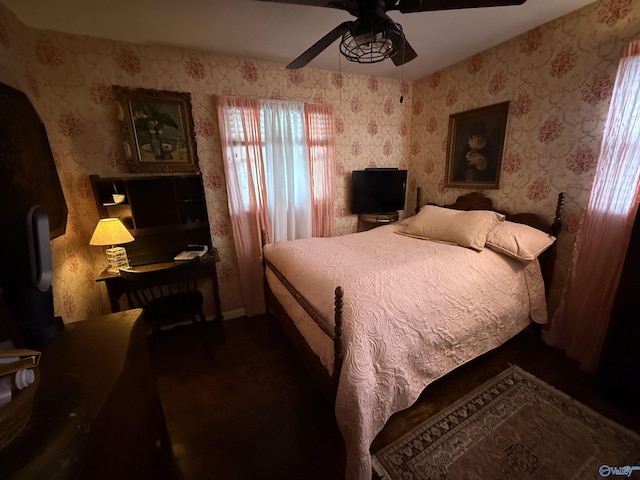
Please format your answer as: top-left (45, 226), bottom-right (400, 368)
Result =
top-left (414, 187), bottom-right (566, 293)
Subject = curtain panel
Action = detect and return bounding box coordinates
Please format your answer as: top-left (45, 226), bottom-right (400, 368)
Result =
top-left (305, 103), bottom-right (336, 238)
top-left (545, 41), bottom-right (640, 373)
top-left (216, 96), bottom-right (270, 316)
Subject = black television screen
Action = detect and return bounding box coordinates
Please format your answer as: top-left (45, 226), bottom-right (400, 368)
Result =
top-left (351, 169), bottom-right (408, 214)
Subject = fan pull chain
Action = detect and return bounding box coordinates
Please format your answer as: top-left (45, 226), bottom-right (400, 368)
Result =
top-left (400, 65), bottom-right (404, 103)
top-left (338, 50), bottom-right (343, 106)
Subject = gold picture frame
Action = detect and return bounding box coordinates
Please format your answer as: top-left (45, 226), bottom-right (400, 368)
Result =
top-left (113, 86), bottom-right (199, 173)
top-left (445, 102), bottom-right (509, 189)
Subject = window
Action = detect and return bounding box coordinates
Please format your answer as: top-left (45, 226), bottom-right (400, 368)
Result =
top-left (217, 95), bottom-right (336, 314)
top-left (219, 100), bottom-right (312, 239)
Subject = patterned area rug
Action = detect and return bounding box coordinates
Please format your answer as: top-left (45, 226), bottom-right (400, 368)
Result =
top-left (373, 366), bottom-right (640, 480)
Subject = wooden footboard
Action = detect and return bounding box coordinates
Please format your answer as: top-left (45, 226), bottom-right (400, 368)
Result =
top-left (263, 277), bottom-right (343, 403)
top-left (262, 189), bottom-right (565, 400)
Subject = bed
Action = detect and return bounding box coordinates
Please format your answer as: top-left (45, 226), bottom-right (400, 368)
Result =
top-left (262, 189), bottom-right (565, 480)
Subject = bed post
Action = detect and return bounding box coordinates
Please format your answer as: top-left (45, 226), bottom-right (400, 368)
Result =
top-left (551, 192), bottom-right (566, 237)
top-left (415, 186), bottom-right (422, 215)
top-left (260, 230), bottom-right (267, 256)
top-left (539, 192), bottom-right (565, 295)
top-left (333, 286), bottom-right (344, 386)
top-left (261, 230), bottom-right (269, 312)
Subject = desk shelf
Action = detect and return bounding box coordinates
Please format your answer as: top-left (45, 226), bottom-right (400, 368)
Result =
top-left (90, 173), bottom-right (223, 324)
top-left (90, 173), bottom-right (213, 266)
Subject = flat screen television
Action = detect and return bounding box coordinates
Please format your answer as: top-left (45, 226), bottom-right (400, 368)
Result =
top-left (351, 169), bottom-right (408, 214)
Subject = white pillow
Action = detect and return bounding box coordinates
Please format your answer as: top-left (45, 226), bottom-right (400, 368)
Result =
top-left (485, 221), bottom-right (556, 262)
top-left (398, 205), bottom-right (504, 251)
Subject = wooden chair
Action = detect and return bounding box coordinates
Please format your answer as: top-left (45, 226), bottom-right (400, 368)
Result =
top-left (118, 258), bottom-right (213, 358)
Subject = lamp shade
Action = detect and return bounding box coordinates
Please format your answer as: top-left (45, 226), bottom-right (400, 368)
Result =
top-left (89, 218), bottom-right (134, 246)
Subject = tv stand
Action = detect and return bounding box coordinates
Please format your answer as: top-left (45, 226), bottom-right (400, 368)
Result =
top-left (357, 212), bottom-right (399, 232)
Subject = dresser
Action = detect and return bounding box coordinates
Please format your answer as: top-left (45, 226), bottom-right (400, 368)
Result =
top-left (0, 309), bottom-right (168, 479)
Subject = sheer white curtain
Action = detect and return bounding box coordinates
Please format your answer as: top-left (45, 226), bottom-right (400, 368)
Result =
top-left (261, 100), bottom-right (312, 241)
top-left (545, 41), bottom-right (640, 373)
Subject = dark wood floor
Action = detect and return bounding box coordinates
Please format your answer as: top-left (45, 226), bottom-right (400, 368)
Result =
top-left (151, 316), bottom-right (640, 480)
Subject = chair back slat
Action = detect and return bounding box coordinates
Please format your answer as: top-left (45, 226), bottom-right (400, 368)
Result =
top-left (118, 258), bottom-right (203, 327)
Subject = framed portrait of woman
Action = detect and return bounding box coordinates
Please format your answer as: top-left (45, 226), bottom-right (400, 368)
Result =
top-left (444, 102), bottom-right (509, 189)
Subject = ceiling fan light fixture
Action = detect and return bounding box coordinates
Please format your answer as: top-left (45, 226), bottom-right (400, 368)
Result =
top-left (339, 24), bottom-right (397, 64)
top-left (274, 0), bottom-right (528, 70)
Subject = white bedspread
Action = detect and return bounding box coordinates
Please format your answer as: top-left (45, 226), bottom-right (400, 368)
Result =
top-left (264, 224), bottom-right (548, 480)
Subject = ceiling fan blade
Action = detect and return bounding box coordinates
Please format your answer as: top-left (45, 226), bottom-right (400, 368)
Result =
top-left (258, 0), bottom-right (332, 6)
top-left (388, 26), bottom-right (418, 66)
top-left (390, 38), bottom-right (418, 66)
top-left (396, 0), bottom-right (526, 14)
top-left (258, 0), bottom-right (355, 11)
top-left (287, 21), bottom-right (352, 69)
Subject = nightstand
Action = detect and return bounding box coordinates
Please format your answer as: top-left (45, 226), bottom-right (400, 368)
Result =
top-left (357, 212), bottom-right (399, 232)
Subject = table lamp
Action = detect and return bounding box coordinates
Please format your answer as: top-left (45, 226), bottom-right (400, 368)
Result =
top-left (89, 218), bottom-right (135, 273)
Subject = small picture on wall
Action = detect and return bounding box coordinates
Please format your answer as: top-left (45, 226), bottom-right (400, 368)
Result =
top-left (113, 86), bottom-right (199, 173)
top-left (445, 102), bottom-right (509, 189)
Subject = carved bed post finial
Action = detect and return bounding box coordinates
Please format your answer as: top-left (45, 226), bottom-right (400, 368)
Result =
top-left (333, 286), bottom-right (344, 384)
top-left (260, 229), bottom-right (268, 270)
top-left (551, 192), bottom-right (566, 237)
top-left (415, 186), bottom-right (422, 215)
top-left (261, 229), bottom-right (269, 313)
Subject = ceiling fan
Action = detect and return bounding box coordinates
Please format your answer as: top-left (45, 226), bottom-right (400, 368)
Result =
top-left (260, 0), bottom-right (527, 69)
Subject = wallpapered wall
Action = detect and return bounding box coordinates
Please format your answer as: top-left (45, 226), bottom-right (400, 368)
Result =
top-left (0, 0), bottom-right (638, 322)
top-left (408, 0), bottom-right (640, 312)
top-left (0, 4), bottom-right (412, 321)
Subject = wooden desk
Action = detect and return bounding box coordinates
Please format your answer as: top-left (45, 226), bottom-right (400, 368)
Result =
top-left (1, 309), bottom-right (168, 479)
top-left (96, 250), bottom-right (223, 325)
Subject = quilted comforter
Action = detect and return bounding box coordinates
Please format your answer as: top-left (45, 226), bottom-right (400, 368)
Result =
top-left (263, 223), bottom-right (548, 480)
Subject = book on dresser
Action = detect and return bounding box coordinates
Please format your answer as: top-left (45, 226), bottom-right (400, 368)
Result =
top-left (0, 349), bottom-right (40, 376)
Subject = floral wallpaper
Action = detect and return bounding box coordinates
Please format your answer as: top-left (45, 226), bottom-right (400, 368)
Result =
top-left (408, 0), bottom-right (640, 313)
top-left (0, 5), bottom-right (412, 321)
top-left (0, 0), bottom-right (638, 323)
